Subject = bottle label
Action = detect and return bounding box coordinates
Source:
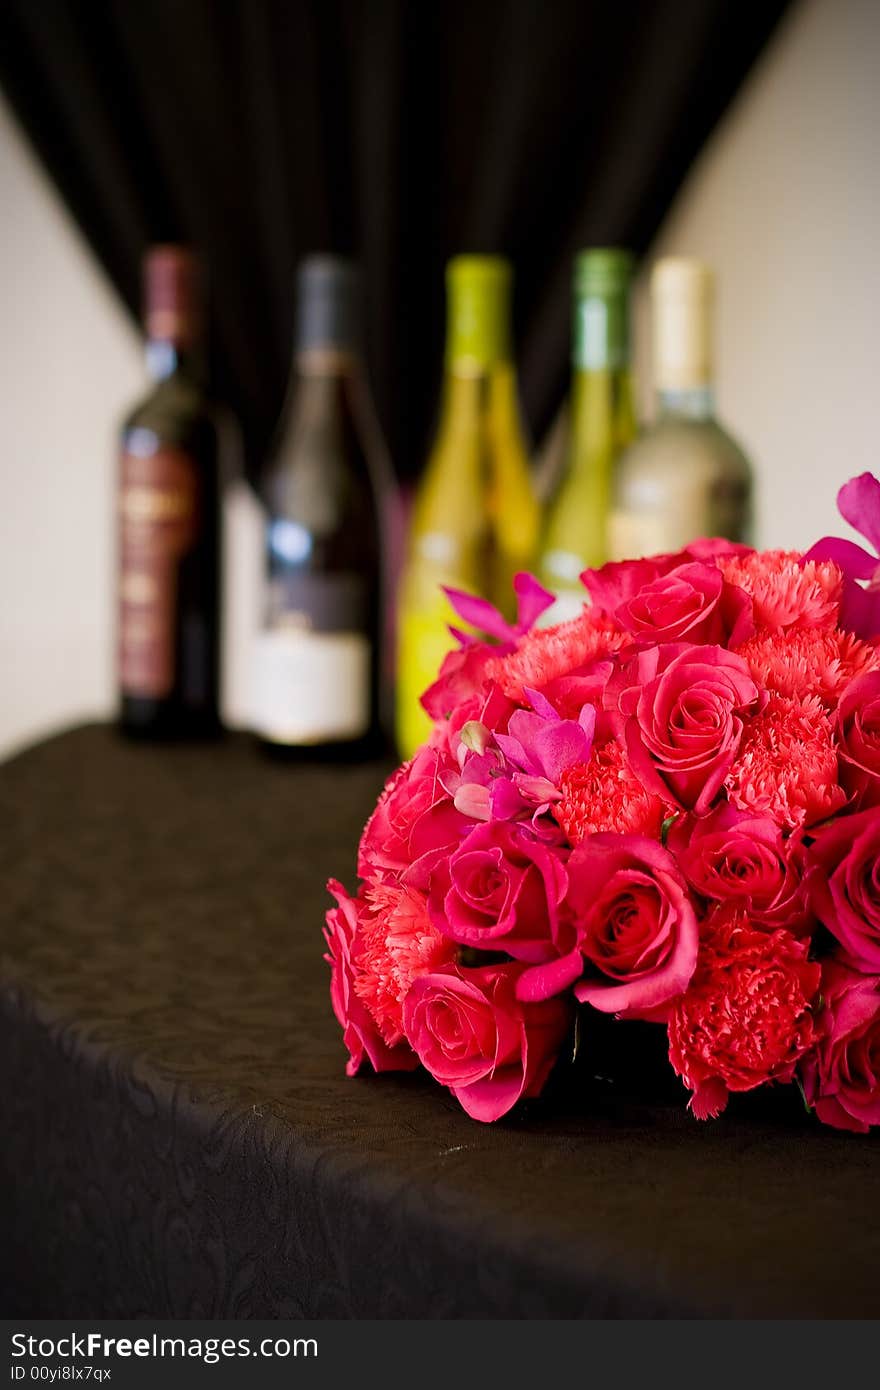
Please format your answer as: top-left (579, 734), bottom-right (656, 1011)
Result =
top-left (118, 447), bottom-right (199, 698)
top-left (252, 627), bottom-right (370, 744)
top-left (253, 570), bottom-right (371, 744)
top-left (609, 508), bottom-right (692, 562)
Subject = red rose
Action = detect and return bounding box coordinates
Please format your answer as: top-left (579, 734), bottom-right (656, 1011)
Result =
top-left (428, 821), bottom-right (569, 963)
top-left (808, 808), bottom-right (880, 973)
top-left (836, 671), bottom-right (880, 810)
top-left (357, 746), bottom-right (470, 890)
top-left (420, 640), bottom-right (498, 723)
top-left (607, 644), bottom-right (760, 814)
top-left (668, 915), bottom-right (821, 1118)
top-left (582, 540), bottom-right (752, 615)
top-left (613, 561), bottom-right (754, 648)
top-left (516, 833), bottom-right (698, 1013)
top-left (402, 962), bottom-right (570, 1121)
top-left (800, 961), bottom-right (880, 1133)
top-left (668, 804), bottom-right (813, 933)
top-left (324, 880), bottom-right (419, 1077)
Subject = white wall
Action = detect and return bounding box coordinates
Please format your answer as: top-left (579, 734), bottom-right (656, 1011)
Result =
top-left (0, 91), bottom-right (142, 757)
top-left (0, 0), bottom-right (878, 758)
top-left (632, 0), bottom-right (880, 551)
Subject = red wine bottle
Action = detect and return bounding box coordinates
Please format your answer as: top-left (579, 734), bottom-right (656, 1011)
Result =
top-left (251, 256), bottom-right (387, 756)
top-left (117, 247), bottom-right (222, 738)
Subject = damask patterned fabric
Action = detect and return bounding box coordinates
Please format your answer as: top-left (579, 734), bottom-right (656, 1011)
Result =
top-left (1, 726), bottom-right (878, 1318)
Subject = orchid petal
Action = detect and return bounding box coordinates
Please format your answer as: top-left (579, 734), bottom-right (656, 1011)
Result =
top-left (837, 473), bottom-right (880, 555)
top-left (441, 587), bottom-right (516, 642)
top-left (489, 777), bottom-right (527, 820)
top-left (439, 769), bottom-right (462, 797)
top-left (839, 580), bottom-right (880, 640)
top-left (578, 703), bottom-right (597, 739)
top-left (513, 572), bottom-right (556, 630)
top-left (522, 686), bottom-right (559, 720)
top-left (494, 731), bottom-right (532, 772)
top-left (453, 783), bottom-right (491, 821)
top-left (531, 721), bottom-right (593, 785)
top-left (803, 537), bottom-right (878, 581)
top-left (513, 773), bottom-right (562, 804)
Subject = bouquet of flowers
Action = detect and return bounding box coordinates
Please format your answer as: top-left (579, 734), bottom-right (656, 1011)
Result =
top-left (325, 473), bottom-right (880, 1130)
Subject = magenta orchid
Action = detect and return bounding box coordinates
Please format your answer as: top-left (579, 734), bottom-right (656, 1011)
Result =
top-left (803, 472), bottom-right (880, 639)
top-left (442, 572), bottom-right (556, 645)
top-left (442, 686), bottom-right (597, 828)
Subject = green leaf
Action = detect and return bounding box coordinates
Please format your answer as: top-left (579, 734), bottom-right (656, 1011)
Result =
top-left (660, 814), bottom-right (679, 846)
top-left (794, 1076), bottom-right (813, 1116)
top-left (571, 1009), bottom-right (583, 1064)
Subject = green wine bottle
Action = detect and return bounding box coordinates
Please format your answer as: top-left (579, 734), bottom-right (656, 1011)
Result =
top-left (396, 256), bottom-right (538, 757)
top-left (539, 249), bottom-right (636, 621)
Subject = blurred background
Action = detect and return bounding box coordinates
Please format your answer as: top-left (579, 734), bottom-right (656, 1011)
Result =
top-left (0, 0), bottom-right (877, 758)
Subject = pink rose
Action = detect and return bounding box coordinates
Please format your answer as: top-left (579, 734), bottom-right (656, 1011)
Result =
top-left (516, 833), bottom-right (698, 1014)
top-left (800, 961), bottom-right (880, 1133)
top-left (607, 643), bottom-right (760, 814)
top-left (613, 562), bottom-right (754, 648)
top-left (358, 746), bottom-right (470, 890)
top-left (836, 671), bottom-right (880, 810)
top-left (428, 820), bottom-right (569, 963)
top-left (808, 809), bottom-right (880, 972)
top-left (668, 805), bottom-right (813, 933)
top-left (324, 879), bottom-right (419, 1077)
top-left (402, 962), bottom-right (570, 1120)
top-left (420, 641), bottom-right (497, 724)
top-left (582, 540), bottom-right (753, 614)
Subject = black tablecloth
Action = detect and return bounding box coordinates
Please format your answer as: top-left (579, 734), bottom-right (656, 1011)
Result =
top-left (1, 725), bottom-right (879, 1319)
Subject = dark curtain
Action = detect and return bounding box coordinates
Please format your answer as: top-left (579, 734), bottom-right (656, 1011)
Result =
top-left (0, 0), bottom-right (792, 481)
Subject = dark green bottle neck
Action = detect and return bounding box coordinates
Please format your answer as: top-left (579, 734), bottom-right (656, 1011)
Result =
top-left (146, 339), bottom-right (206, 385)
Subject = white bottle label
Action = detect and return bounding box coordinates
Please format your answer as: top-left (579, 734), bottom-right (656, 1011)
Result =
top-left (252, 628), bottom-right (371, 744)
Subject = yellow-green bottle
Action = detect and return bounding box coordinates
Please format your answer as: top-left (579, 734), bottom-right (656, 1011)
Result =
top-left (396, 256), bottom-right (538, 757)
top-left (539, 249), bottom-right (636, 621)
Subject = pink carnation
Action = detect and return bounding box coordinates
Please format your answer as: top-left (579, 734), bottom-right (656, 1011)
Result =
top-left (483, 609), bottom-right (626, 703)
top-left (724, 693), bottom-right (846, 829)
top-left (324, 880), bottom-right (419, 1077)
top-left (668, 914), bottom-right (821, 1119)
top-left (718, 550), bottom-right (841, 633)
top-left (736, 627), bottom-right (880, 705)
top-left (354, 882), bottom-right (456, 1045)
top-left (553, 740), bottom-right (669, 844)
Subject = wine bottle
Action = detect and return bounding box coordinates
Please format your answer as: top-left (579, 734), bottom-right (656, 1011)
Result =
top-left (118, 246), bottom-right (222, 738)
top-left (539, 249), bottom-right (636, 620)
top-left (609, 258), bottom-right (752, 559)
top-left (251, 256), bottom-right (386, 755)
top-left (396, 255), bottom-right (538, 758)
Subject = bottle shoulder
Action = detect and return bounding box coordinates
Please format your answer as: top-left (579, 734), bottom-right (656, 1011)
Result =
top-left (617, 416), bottom-right (752, 483)
top-left (122, 376), bottom-right (218, 445)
